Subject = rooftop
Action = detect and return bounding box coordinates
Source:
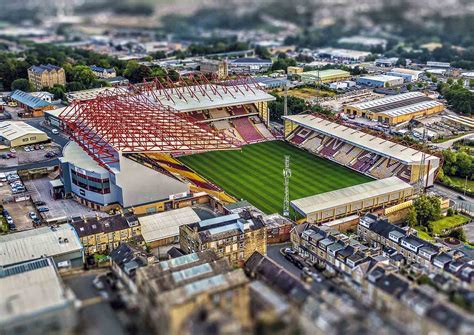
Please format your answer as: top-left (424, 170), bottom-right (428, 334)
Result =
top-left (300, 69), bottom-right (350, 79)
top-left (139, 207), bottom-right (201, 243)
top-left (283, 114), bottom-right (439, 164)
top-left (0, 121), bottom-right (46, 141)
top-left (28, 64), bottom-right (62, 74)
top-left (291, 177), bottom-right (413, 215)
top-left (9, 90), bottom-right (51, 109)
top-left (0, 258), bottom-right (75, 325)
top-left (71, 213), bottom-right (138, 237)
top-left (0, 224), bottom-right (83, 266)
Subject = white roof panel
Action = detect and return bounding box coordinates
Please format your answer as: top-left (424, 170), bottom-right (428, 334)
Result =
top-left (139, 207), bottom-right (201, 243)
top-left (0, 121), bottom-right (46, 141)
top-left (291, 177), bottom-right (413, 215)
top-left (283, 114), bottom-right (439, 164)
top-left (0, 224), bottom-right (83, 266)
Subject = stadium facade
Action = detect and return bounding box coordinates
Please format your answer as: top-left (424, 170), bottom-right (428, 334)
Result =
top-left (283, 114), bottom-right (440, 188)
top-left (59, 74), bottom-right (276, 214)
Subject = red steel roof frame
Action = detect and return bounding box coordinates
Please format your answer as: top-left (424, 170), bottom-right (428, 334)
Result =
top-left (59, 82), bottom-right (243, 169)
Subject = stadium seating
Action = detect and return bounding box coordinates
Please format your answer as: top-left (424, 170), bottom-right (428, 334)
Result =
top-left (231, 105), bottom-right (248, 116)
top-left (319, 138), bottom-right (346, 158)
top-left (396, 165), bottom-right (412, 183)
top-left (350, 151), bottom-right (380, 173)
top-left (213, 120), bottom-right (232, 130)
top-left (333, 144), bottom-right (362, 166)
top-left (254, 123), bottom-right (275, 140)
top-left (224, 128), bottom-right (244, 142)
top-left (189, 111), bottom-right (208, 121)
top-left (369, 158), bottom-right (403, 179)
top-left (232, 117), bottom-right (265, 143)
top-left (209, 108), bottom-right (230, 119)
top-left (301, 134), bottom-right (326, 152)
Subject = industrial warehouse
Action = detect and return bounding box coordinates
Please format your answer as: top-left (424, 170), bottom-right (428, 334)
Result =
top-left (343, 92), bottom-right (445, 125)
top-left (0, 121), bottom-right (48, 148)
top-left (299, 69), bottom-right (351, 84)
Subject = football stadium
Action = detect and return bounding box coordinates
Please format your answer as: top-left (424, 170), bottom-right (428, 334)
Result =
top-left (58, 73), bottom-right (439, 216)
top-left (178, 141), bottom-right (372, 214)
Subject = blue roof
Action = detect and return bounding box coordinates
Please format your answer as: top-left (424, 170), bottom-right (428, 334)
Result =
top-left (10, 90), bottom-right (51, 108)
top-left (231, 57), bottom-right (272, 64)
top-left (90, 65), bottom-right (115, 73)
top-left (29, 64), bottom-right (62, 74)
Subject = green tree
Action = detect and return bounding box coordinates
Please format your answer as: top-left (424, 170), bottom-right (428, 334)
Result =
top-left (123, 61), bottom-right (152, 83)
top-left (11, 78), bottom-right (32, 91)
top-left (255, 45), bottom-right (271, 59)
top-left (49, 84), bottom-right (66, 100)
top-left (407, 207), bottom-right (417, 228)
top-left (406, 83), bottom-right (413, 91)
top-left (447, 78), bottom-right (454, 85)
top-left (413, 195), bottom-right (441, 226)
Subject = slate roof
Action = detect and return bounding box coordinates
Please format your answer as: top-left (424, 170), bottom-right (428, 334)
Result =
top-left (71, 213), bottom-right (138, 237)
top-left (29, 64), bottom-right (62, 74)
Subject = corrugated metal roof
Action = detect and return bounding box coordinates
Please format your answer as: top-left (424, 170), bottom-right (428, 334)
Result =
top-left (139, 207), bottom-right (201, 243)
top-left (291, 177), bottom-right (413, 215)
top-left (10, 90), bottom-right (51, 109)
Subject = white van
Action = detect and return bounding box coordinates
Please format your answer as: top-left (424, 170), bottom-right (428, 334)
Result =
top-left (51, 129), bottom-right (59, 135)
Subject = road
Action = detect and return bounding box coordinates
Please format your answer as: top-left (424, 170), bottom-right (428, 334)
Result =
top-left (432, 183), bottom-right (474, 214)
top-left (432, 133), bottom-right (474, 150)
top-left (64, 271), bottom-right (127, 335)
top-left (0, 117), bottom-right (69, 172)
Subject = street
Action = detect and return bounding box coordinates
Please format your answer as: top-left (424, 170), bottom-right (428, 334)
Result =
top-left (64, 271), bottom-right (127, 335)
top-left (432, 183), bottom-right (474, 215)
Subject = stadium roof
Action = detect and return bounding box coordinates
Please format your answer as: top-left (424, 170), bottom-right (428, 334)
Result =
top-left (60, 86), bottom-right (241, 166)
top-left (9, 90), bottom-right (51, 109)
top-left (291, 177), bottom-right (413, 215)
top-left (283, 114), bottom-right (438, 164)
top-left (151, 84), bottom-right (275, 112)
top-left (0, 121), bottom-right (46, 141)
top-left (0, 258), bottom-right (74, 325)
top-left (139, 207), bottom-right (201, 243)
top-left (0, 224), bottom-right (82, 266)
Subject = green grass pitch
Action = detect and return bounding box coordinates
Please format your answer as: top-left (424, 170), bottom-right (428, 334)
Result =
top-left (178, 141), bottom-right (373, 214)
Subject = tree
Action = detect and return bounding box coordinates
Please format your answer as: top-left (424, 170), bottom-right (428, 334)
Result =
top-left (11, 78), bottom-right (32, 91)
top-left (413, 195), bottom-right (441, 226)
top-left (447, 78), bottom-right (454, 85)
top-left (123, 61), bottom-right (152, 83)
top-left (396, 58), bottom-right (407, 66)
top-left (406, 83), bottom-right (413, 91)
top-left (255, 45), bottom-right (271, 59)
top-left (49, 84), bottom-right (66, 100)
top-left (407, 207), bottom-right (417, 228)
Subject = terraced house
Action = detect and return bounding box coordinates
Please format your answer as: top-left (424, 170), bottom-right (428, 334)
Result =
top-left (179, 211), bottom-right (267, 267)
top-left (71, 213), bottom-right (142, 255)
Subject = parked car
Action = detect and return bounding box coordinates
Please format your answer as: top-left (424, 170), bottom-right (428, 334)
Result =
top-left (8, 223), bottom-right (16, 231)
top-left (284, 247), bottom-right (296, 255)
top-left (1, 153), bottom-right (10, 159)
top-left (312, 272), bottom-right (324, 283)
top-left (301, 267), bottom-right (314, 283)
top-left (2, 209), bottom-right (9, 216)
top-left (6, 216), bottom-right (13, 224)
top-left (9, 148), bottom-right (16, 153)
top-left (29, 212), bottom-right (38, 220)
top-left (24, 146), bottom-right (30, 152)
top-left (37, 207), bottom-right (50, 213)
top-left (34, 201), bottom-right (46, 206)
top-left (32, 218), bottom-right (41, 226)
top-left (39, 145), bottom-right (44, 150)
top-left (51, 129), bottom-right (59, 135)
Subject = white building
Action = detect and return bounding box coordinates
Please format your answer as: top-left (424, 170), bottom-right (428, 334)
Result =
top-left (0, 258), bottom-right (78, 335)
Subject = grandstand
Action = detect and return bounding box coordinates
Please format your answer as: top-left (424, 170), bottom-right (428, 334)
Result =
top-left (58, 73), bottom-right (276, 214)
top-left (283, 114), bottom-right (440, 187)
